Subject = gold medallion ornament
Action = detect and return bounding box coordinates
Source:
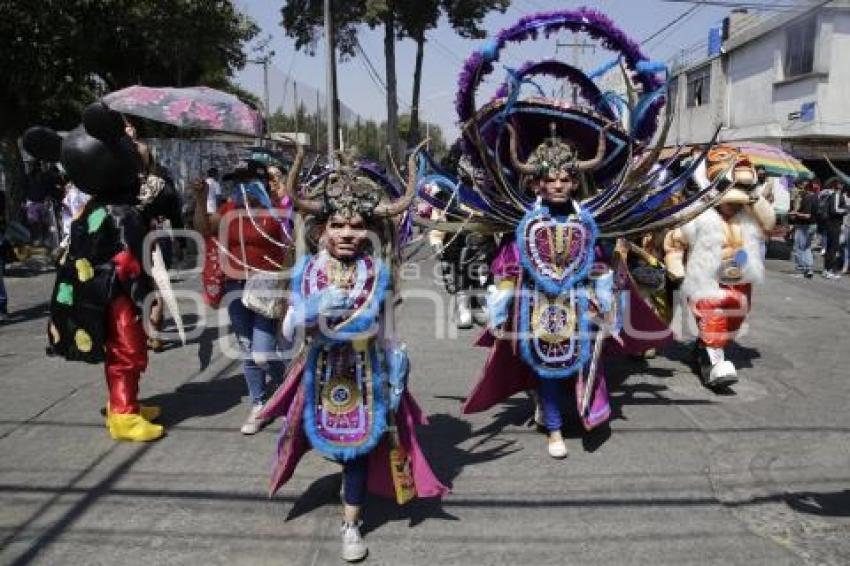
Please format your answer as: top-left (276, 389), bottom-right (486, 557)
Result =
top-left (531, 293), bottom-right (577, 344)
top-left (321, 376), bottom-right (362, 415)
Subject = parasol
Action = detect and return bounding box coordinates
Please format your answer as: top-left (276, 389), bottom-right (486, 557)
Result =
top-left (726, 141), bottom-right (813, 180)
top-left (102, 85), bottom-right (264, 137)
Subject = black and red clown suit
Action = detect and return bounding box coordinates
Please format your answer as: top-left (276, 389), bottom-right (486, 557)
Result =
top-left (24, 103), bottom-right (164, 441)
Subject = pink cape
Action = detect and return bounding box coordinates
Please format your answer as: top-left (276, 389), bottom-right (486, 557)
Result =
top-left (260, 354), bottom-right (449, 500)
top-left (461, 281), bottom-right (673, 429)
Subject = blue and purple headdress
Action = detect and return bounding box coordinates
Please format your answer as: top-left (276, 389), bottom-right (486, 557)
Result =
top-left (421, 7), bottom-right (735, 237)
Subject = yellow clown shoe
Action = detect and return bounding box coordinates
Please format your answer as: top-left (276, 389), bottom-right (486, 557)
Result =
top-left (107, 413), bottom-right (165, 442)
top-left (106, 403), bottom-right (162, 422)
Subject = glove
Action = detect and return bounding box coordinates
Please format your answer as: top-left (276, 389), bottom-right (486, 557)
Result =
top-left (387, 345), bottom-right (409, 413)
top-left (592, 269), bottom-right (615, 314)
top-left (282, 287), bottom-right (349, 341)
top-left (485, 284), bottom-right (513, 329)
top-left (318, 286), bottom-right (349, 315)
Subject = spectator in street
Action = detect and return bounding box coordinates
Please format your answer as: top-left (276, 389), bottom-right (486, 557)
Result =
top-left (205, 167), bottom-right (223, 214)
top-left (754, 166), bottom-right (775, 258)
top-left (0, 240), bottom-right (7, 322)
top-left (841, 183), bottom-right (850, 274)
top-left (814, 180), bottom-right (830, 254)
top-left (789, 181), bottom-right (818, 279)
top-left (823, 178), bottom-right (848, 279)
top-left (755, 166), bottom-right (775, 203)
top-left (192, 161), bottom-right (289, 435)
top-left (23, 162), bottom-right (63, 248)
top-left (0, 189), bottom-right (9, 322)
top-left (60, 179), bottom-right (90, 243)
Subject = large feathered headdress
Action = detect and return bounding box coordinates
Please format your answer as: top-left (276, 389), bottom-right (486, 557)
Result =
top-left (415, 7), bottom-right (735, 238)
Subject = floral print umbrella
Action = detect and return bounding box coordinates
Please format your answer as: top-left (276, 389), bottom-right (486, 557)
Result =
top-left (102, 85), bottom-right (264, 137)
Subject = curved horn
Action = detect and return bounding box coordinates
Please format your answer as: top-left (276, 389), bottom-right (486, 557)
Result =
top-left (375, 139), bottom-right (430, 218)
top-left (625, 113), bottom-right (673, 185)
top-left (826, 156), bottom-right (850, 185)
top-left (506, 123), bottom-right (538, 176)
top-left (285, 145), bottom-right (323, 215)
top-left (577, 122), bottom-right (613, 171)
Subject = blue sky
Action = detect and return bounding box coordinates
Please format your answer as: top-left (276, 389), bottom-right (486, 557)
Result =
top-left (234, 0), bottom-right (753, 140)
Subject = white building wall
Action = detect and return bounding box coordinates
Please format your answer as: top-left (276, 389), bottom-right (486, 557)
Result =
top-left (665, 6), bottom-right (850, 157)
top-left (818, 11), bottom-right (850, 135)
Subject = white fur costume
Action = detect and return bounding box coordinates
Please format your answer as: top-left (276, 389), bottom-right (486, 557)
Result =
top-left (665, 198), bottom-right (774, 302)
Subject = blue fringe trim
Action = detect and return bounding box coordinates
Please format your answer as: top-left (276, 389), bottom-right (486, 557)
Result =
top-left (518, 281), bottom-right (591, 380)
top-left (516, 205), bottom-right (598, 296)
top-left (302, 342), bottom-right (388, 462)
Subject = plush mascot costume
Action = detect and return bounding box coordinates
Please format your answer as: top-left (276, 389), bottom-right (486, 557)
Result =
top-left (665, 148), bottom-right (776, 389)
top-left (24, 103), bottom-right (165, 441)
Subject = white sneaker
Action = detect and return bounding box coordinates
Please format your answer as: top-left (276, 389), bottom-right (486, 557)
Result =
top-left (456, 292), bottom-right (473, 329)
top-left (340, 520), bottom-right (368, 562)
top-left (240, 404), bottom-right (268, 435)
top-left (547, 432), bottom-right (568, 459)
top-left (707, 360), bottom-right (738, 387)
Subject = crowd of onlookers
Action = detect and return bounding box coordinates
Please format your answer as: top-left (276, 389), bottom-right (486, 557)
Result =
top-left (788, 175), bottom-right (849, 280)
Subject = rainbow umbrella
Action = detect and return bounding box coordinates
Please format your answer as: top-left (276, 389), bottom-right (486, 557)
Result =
top-left (727, 141), bottom-right (813, 180)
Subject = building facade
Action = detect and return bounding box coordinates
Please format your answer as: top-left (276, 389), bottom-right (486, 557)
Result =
top-left (666, 1), bottom-right (850, 176)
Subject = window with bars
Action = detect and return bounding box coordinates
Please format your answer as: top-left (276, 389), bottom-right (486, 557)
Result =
top-left (785, 17), bottom-right (817, 78)
top-left (686, 65), bottom-right (711, 108)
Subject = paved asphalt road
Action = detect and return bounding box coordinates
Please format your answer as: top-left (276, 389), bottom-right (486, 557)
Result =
top-left (0, 256), bottom-right (848, 565)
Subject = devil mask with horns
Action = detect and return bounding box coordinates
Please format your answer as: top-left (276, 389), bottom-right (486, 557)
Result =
top-left (285, 143), bottom-right (426, 222)
top-left (507, 121), bottom-right (612, 206)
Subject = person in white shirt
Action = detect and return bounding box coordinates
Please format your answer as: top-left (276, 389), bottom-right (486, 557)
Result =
top-left (205, 167), bottom-right (222, 214)
top-left (60, 181), bottom-right (90, 240)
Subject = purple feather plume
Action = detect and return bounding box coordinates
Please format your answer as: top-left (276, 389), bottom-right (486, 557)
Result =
top-left (455, 7), bottom-right (664, 139)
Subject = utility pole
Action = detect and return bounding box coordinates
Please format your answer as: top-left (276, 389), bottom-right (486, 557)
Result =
top-left (555, 37), bottom-right (596, 104)
top-left (315, 90), bottom-right (321, 154)
top-left (248, 36), bottom-right (275, 138)
top-left (324, 0), bottom-right (339, 164)
top-left (293, 82), bottom-right (299, 136)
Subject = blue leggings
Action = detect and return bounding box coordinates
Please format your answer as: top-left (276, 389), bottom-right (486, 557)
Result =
top-left (538, 379), bottom-right (564, 432)
top-left (342, 456), bottom-right (369, 506)
top-left (226, 280), bottom-right (286, 405)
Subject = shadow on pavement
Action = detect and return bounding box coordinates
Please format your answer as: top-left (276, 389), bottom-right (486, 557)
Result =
top-left (284, 412), bottom-right (519, 533)
top-left (142, 373), bottom-right (245, 428)
top-left (0, 301), bottom-right (51, 327)
top-left (785, 490), bottom-right (850, 517)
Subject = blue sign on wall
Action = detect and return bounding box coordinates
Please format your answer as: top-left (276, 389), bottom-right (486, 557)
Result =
top-left (801, 102), bottom-right (816, 122)
top-left (708, 25), bottom-right (723, 56)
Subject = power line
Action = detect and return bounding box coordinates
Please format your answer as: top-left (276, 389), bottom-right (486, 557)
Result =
top-left (643, 5), bottom-right (703, 45)
top-left (354, 38), bottom-right (412, 111)
top-left (660, 0), bottom-right (805, 8)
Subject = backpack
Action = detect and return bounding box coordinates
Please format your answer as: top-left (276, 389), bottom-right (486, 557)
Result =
top-left (815, 190), bottom-right (833, 222)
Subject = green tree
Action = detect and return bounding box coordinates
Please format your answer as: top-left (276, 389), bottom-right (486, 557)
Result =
top-left (0, 0), bottom-right (258, 217)
top-left (279, 0), bottom-right (509, 163)
top-left (397, 0), bottom-right (509, 145)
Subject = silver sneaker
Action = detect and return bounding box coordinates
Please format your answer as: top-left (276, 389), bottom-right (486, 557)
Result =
top-left (340, 520), bottom-right (368, 562)
top-left (240, 404), bottom-right (268, 435)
